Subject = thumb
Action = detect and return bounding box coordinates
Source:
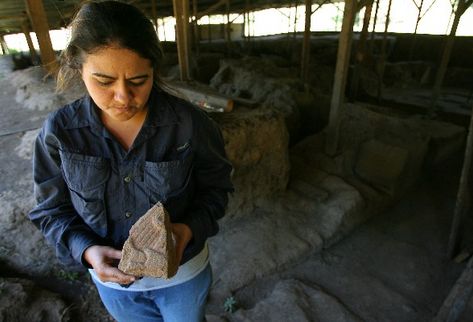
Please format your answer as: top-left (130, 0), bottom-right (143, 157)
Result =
top-left (103, 247), bottom-right (122, 260)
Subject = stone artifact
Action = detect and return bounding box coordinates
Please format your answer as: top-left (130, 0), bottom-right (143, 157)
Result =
top-left (118, 203), bottom-right (178, 278)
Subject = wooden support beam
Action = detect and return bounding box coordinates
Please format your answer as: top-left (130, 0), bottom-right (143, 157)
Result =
top-left (433, 254), bottom-right (473, 322)
top-left (325, 0), bottom-right (356, 155)
top-left (245, 0), bottom-right (251, 43)
top-left (173, 0), bottom-right (191, 81)
top-left (376, 0), bottom-right (392, 103)
top-left (430, 0), bottom-right (473, 114)
top-left (447, 101), bottom-right (473, 259)
top-left (0, 35), bottom-right (8, 55)
top-left (192, 0), bottom-right (200, 54)
top-left (349, 1), bottom-right (373, 99)
top-left (151, 0), bottom-right (158, 31)
top-left (0, 14), bottom-right (27, 21)
top-left (225, 0), bottom-right (231, 53)
top-left (21, 22), bottom-right (38, 64)
top-left (24, 0), bottom-right (58, 74)
top-left (301, 0), bottom-right (312, 82)
top-left (370, 0), bottom-right (380, 48)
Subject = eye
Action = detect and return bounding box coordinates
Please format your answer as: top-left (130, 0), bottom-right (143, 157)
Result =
top-left (128, 80), bottom-right (147, 87)
top-left (96, 80), bottom-right (113, 87)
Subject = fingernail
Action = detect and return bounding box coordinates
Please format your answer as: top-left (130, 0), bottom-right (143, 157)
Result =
top-left (119, 282), bottom-right (133, 288)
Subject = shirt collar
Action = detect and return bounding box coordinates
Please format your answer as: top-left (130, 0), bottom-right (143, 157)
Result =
top-left (143, 88), bottom-right (179, 127)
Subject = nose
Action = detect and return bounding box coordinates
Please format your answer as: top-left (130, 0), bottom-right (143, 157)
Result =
top-left (114, 81), bottom-right (132, 105)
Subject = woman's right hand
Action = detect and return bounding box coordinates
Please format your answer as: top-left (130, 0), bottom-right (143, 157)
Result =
top-left (83, 245), bottom-right (136, 284)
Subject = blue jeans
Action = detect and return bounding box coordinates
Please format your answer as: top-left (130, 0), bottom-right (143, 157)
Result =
top-left (93, 264), bottom-right (212, 322)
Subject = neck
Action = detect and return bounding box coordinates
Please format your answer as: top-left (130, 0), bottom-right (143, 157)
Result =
top-left (101, 106), bottom-right (148, 150)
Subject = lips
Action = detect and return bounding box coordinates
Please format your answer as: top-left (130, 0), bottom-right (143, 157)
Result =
top-left (114, 106), bottom-right (133, 111)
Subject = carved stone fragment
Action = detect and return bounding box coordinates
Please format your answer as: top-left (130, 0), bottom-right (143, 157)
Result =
top-left (118, 203), bottom-right (178, 278)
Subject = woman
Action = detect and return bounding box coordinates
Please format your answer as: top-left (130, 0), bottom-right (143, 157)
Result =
top-left (28, 1), bottom-right (233, 321)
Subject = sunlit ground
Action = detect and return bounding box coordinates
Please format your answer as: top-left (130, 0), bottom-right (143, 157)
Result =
top-left (4, 0), bottom-right (473, 52)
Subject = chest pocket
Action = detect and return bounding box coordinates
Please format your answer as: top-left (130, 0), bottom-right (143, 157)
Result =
top-left (144, 145), bottom-right (193, 205)
top-left (59, 151), bottom-right (110, 238)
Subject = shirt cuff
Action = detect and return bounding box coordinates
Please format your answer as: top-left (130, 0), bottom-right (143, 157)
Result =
top-left (66, 230), bottom-right (105, 268)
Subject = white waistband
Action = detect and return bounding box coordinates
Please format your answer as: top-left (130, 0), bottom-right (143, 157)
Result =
top-left (89, 242), bottom-right (209, 291)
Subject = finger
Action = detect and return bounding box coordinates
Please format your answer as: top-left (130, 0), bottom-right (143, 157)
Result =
top-left (99, 266), bottom-right (136, 284)
top-left (174, 240), bottom-right (185, 264)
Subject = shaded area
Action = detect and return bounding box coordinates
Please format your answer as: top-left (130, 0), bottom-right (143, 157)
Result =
top-left (227, 153), bottom-right (465, 321)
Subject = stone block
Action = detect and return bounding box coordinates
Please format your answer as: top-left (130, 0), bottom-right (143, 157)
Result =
top-left (355, 139), bottom-right (409, 195)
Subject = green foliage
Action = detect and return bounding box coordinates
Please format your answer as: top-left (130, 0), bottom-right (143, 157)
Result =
top-left (55, 269), bottom-right (79, 281)
top-left (223, 296), bottom-right (237, 313)
top-left (6, 48), bottom-right (19, 55)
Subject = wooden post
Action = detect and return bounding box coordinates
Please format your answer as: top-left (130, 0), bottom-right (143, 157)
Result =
top-left (376, 0), bottom-right (393, 103)
top-left (325, 0), bottom-right (356, 156)
top-left (173, 0), bottom-right (191, 81)
top-left (245, 0), bottom-right (250, 45)
top-left (24, 0), bottom-right (58, 74)
top-left (408, 0), bottom-right (424, 60)
top-left (434, 251), bottom-right (473, 321)
top-left (349, 1), bottom-right (373, 100)
top-left (192, 0), bottom-right (200, 55)
top-left (21, 22), bottom-right (38, 64)
top-left (0, 35), bottom-right (8, 55)
top-left (152, 0), bottom-right (158, 31)
top-left (430, 0), bottom-right (473, 114)
top-left (162, 18), bottom-right (167, 41)
top-left (225, 0), bottom-right (231, 53)
top-left (369, 0), bottom-right (380, 51)
top-left (447, 102), bottom-right (473, 259)
top-left (301, 0), bottom-right (312, 82)
top-left (293, 0), bottom-right (298, 40)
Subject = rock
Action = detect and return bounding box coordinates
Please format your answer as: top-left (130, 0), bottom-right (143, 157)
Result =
top-left (7, 66), bottom-right (84, 111)
top-left (232, 279), bottom-right (361, 322)
top-left (212, 108), bottom-right (290, 223)
top-left (118, 203), bottom-right (178, 278)
top-left (355, 139), bottom-right (409, 195)
top-left (0, 277), bottom-right (70, 322)
top-left (15, 129), bottom-right (40, 160)
top-left (210, 57), bottom-right (302, 140)
top-left (209, 168), bottom-right (363, 302)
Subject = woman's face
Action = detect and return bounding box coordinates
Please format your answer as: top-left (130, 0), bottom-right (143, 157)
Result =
top-left (81, 46), bottom-right (154, 122)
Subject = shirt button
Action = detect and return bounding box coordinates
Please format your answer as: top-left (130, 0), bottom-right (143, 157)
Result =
top-left (124, 175), bottom-right (132, 183)
top-left (125, 212), bottom-right (132, 218)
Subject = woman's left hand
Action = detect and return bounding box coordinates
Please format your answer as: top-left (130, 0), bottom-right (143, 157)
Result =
top-left (171, 223), bottom-right (193, 264)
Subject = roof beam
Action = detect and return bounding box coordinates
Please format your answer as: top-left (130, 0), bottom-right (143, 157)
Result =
top-left (0, 14), bottom-right (27, 21)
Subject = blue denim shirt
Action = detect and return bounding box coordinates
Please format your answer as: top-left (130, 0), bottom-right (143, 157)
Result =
top-left (29, 88), bottom-right (234, 266)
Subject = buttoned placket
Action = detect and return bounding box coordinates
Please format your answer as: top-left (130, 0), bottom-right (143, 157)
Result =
top-left (119, 125), bottom-right (157, 222)
top-left (120, 148), bottom-right (138, 221)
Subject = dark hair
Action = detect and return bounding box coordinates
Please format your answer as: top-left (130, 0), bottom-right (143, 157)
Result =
top-left (57, 0), bottom-right (164, 92)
